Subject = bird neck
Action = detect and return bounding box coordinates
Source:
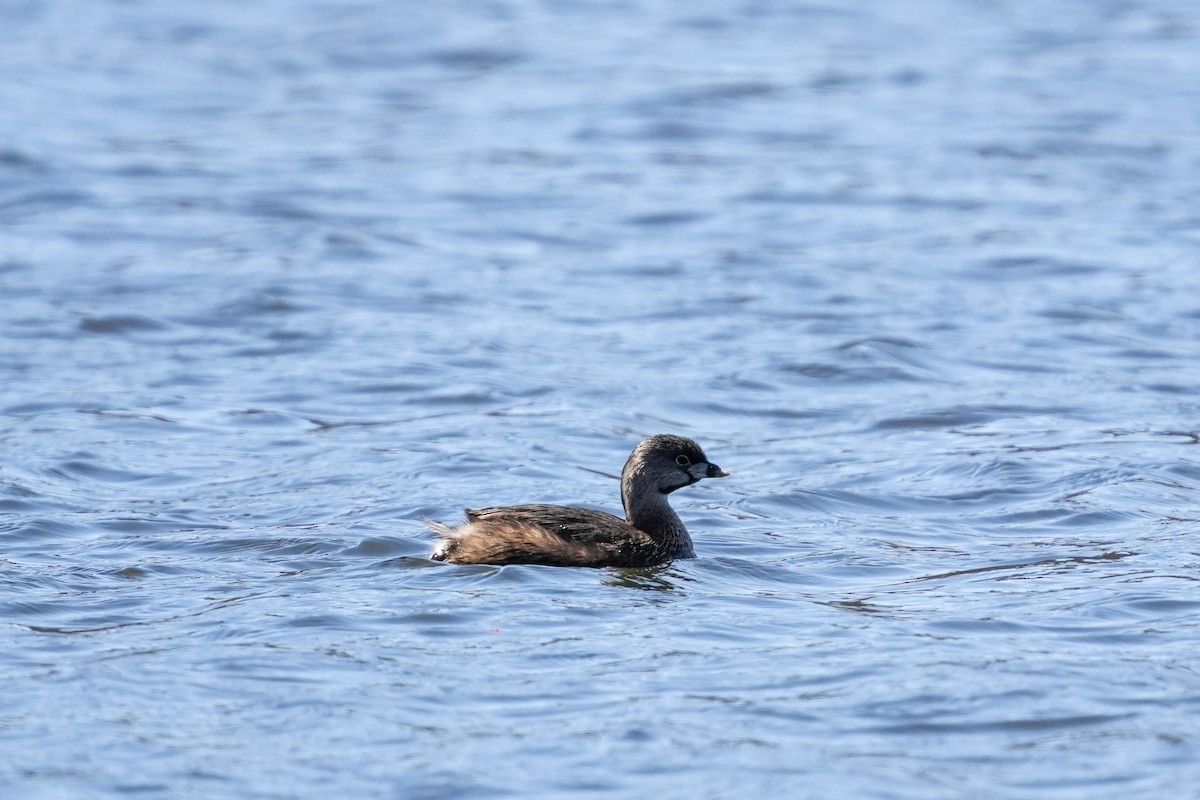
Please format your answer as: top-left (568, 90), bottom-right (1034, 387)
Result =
top-left (621, 474), bottom-right (689, 546)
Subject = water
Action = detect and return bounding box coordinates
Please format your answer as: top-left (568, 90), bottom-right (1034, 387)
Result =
top-left (3, 0), bottom-right (1200, 797)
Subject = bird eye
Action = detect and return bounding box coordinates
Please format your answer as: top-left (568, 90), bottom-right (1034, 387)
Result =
top-left (675, 455), bottom-right (691, 466)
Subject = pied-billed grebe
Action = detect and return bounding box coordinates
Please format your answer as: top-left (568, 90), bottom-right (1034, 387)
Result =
top-left (429, 434), bottom-right (729, 567)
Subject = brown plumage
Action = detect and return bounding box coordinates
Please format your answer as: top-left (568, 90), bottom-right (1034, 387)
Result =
top-left (429, 434), bottom-right (730, 567)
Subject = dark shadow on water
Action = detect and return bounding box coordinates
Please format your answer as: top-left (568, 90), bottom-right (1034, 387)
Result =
top-left (387, 556), bottom-right (683, 593)
top-left (603, 563), bottom-right (681, 592)
top-left (818, 597), bottom-right (894, 615)
top-left (897, 550), bottom-right (1135, 587)
top-left (23, 589), bottom-right (274, 635)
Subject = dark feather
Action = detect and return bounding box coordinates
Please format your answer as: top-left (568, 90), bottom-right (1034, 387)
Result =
top-left (429, 435), bottom-right (725, 568)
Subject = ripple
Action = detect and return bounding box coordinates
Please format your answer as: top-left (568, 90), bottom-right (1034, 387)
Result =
top-left (869, 713), bottom-right (1135, 736)
top-left (5, 0), bottom-right (1200, 797)
top-left (971, 256), bottom-right (1105, 278)
top-left (0, 189), bottom-right (96, 219)
top-left (623, 211), bottom-right (708, 227)
top-left (335, 536), bottom-right (416, 558)
top-left (59, 460), bottom-right (163, 484)
top-left (78, 314), bottom-right (168, 334)
top-left (0, 147), bottom-right (46, 169)
top-left (873, 404), bottom-right (1073, 431)
top-left (738, 190), bottom-right (984, 211)
top-left (4, 517), bottom-right (92, 543)
top-left (425, 47), bottom-right (524, 71)
top-left (779, 362), bottom-right (919, 383)
top-left (651, 81), bottom-right (779, 108)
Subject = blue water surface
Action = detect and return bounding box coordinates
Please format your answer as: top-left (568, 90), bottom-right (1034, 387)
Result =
top-left (2, 1), bottom-right (1200, 797)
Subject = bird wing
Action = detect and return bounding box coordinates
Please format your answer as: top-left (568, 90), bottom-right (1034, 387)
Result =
top-left (464, 504), bottom-right (647, 549)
